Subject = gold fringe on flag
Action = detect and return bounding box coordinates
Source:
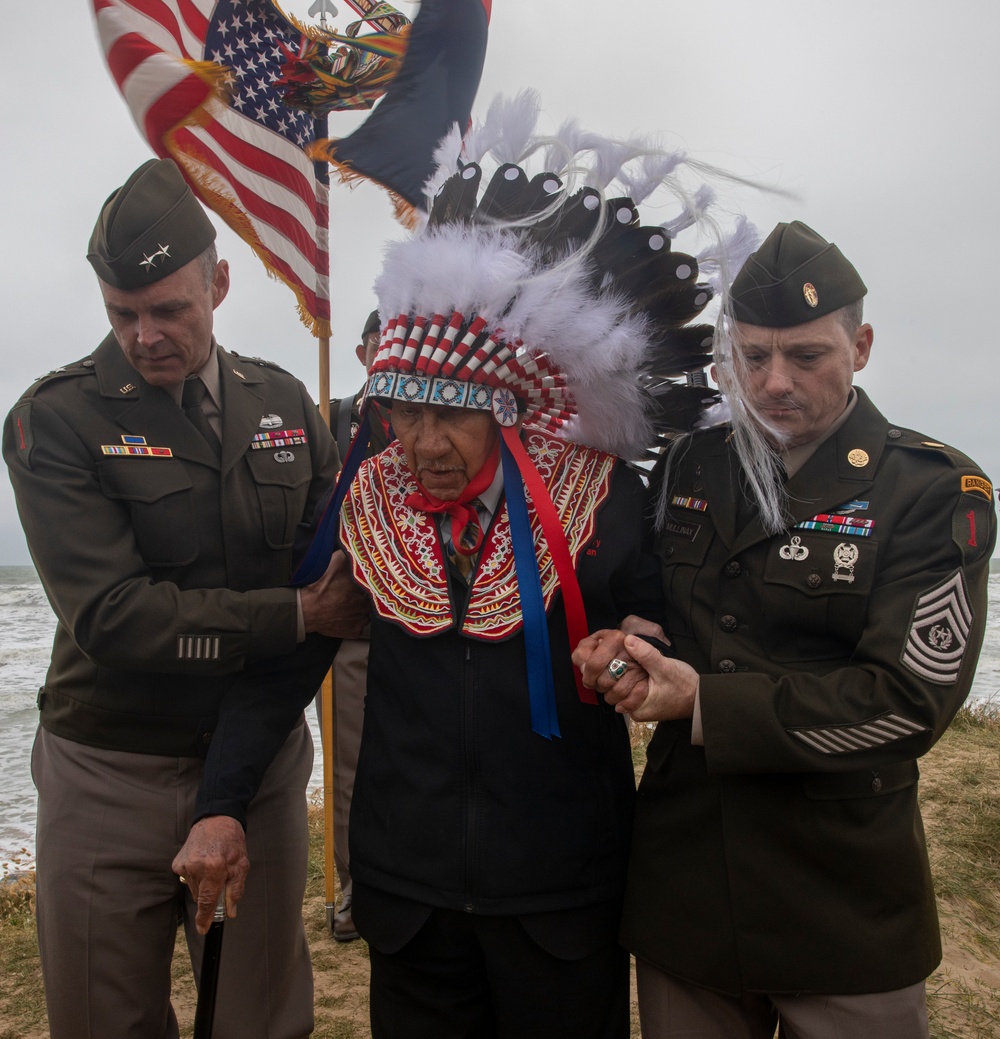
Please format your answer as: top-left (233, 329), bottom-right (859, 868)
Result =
top-left (162, 68), bottom-right (332, 340)
top-left (308, 141), bottom-right (421, 231)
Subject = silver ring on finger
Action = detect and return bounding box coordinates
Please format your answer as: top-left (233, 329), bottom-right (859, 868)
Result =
top-left (607, 658), bottom-right (630, 680)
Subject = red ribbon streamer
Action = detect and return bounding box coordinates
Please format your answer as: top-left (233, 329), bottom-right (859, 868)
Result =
top-left (501, 427), bottom-right (594, 704)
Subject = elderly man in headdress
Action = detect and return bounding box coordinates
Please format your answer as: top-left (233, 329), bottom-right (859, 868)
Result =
top-left (314, 165), bottom-right (671, 1039)
top-left (575, 221), bottom-right (997, 1039)
top-left (3, 158), bottom-right (365, 1039)
top-left (198, 92), bottom-right (751, 1034)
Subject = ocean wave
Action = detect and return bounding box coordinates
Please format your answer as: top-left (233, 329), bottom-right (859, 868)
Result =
top-left (0, 582), bottom-right (51, 611)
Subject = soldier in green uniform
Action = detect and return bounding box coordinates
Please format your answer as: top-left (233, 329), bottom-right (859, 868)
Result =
top-left (575, 221), bottom-right (997, 1038)
top-left (3, 158), bottom-right (366, 1039)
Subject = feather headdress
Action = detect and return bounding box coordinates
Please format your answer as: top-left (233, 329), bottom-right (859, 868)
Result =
top-left (296, 94), bottom-right (774, 738)
top-left (364, 89), bottom-right (759, 460)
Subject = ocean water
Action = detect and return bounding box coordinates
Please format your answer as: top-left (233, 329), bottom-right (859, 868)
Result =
top-left (2, 564), bottom-right (999, 863)
top-left (0, 566), bottom-right (328, 867)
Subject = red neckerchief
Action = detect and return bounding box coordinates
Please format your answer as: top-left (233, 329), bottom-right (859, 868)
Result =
top-left (404, 447), bottom-right (500, 555)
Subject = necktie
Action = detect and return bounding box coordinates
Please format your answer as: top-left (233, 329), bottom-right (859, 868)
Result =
top-left (404, 449), bottom-right (500, 584)
top-left (448, 501), bottom-right (485, 581)
top-left (182, 378), bottom-right (221, 459)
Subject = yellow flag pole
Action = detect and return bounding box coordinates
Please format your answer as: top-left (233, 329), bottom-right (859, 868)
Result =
top-left (317, 335), bottom-right (337, 931)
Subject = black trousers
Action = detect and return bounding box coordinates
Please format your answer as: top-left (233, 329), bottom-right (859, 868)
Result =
top-left (365, 903), bottom-right (630, 1039)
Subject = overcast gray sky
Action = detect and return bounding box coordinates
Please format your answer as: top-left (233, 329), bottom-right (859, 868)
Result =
top-left (1, 0), bottom-right (997, 563)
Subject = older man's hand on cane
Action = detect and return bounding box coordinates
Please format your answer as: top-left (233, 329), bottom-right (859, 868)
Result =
top-left (173, 816), bottom-right (249, 935)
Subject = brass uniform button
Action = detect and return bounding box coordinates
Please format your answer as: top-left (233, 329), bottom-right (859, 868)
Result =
top-left (718, 659), bottom-right (736, 673)
top-left (724, 561), bottom-right (742, 578)
top-left (720, 615), bottom-right (738, 633)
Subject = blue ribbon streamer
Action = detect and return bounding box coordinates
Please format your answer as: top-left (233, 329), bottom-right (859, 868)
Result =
top-left (501, 437), bottom-right (560, 739)
top-left (292, 411), bottom-right (371, 586)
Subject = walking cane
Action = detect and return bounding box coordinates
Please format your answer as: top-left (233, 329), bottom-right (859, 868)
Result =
top-left (193, 890), bottom-right (227, 1039)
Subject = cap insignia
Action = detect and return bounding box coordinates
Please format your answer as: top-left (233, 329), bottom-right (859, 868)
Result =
top-left (139, 244), bottom-right (171, 271)
top-left (802, 282), bottom-right (819, 308)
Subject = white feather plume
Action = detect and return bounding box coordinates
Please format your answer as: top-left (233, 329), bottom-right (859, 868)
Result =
top-left (616, 151), bottom-right (687, 204)
top-left (487, 90), bottom-right (542, 165)
top-left (661, 184), bottom-right (717, 238)
top-left (421, 123), bottom-right (465, 207)
top-left (696, 216), bottom-right (760, 293)
top-left (584, 139), bottom-right (647, 192)
top-left (540, 117), bottom-right (585, 176)
top-left (462, 94), bottom-right (512, 164)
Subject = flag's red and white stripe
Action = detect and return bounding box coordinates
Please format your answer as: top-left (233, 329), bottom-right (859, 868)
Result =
top-left (93, 0), bottom-right (330, 335)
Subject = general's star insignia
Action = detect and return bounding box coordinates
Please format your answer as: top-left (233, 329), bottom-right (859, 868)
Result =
top-left (139, 243), bottom-right (171, 271)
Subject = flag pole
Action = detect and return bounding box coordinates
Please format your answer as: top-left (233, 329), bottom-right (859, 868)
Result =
top-left (317, 334), bottom-right (338, 932)
top-left (310, 0), bottom-right (338, 931)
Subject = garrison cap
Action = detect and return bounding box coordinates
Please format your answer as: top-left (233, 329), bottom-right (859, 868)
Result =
top-left (731, 220), bottom-right (867, 327)
top-left (362, 309), bottom-right (380, 338)
top-left (87, 158), bottom-right (217, 289)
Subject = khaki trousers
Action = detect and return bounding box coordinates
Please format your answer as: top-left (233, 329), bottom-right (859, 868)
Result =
top-left (32, 721), bottom-right (314, 1039)
top-left (635, 958), bottom-right (929, 1039)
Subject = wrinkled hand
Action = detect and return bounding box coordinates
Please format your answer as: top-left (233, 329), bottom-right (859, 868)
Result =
top-left (172, 816), bottom-right (249, 935)
top-left (572, 628), bottom-right (647, 701)
top-left (573, 631), bottom-right (699, 722)
top-left (571, 616), bottom-right (670, 702)
top-left (300, 550), bottom-right (369, 638)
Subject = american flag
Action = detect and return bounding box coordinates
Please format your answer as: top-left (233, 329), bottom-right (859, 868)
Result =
top-left (93, 0), bottom-right (332, 336)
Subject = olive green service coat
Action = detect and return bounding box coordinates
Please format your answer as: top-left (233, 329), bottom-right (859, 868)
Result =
top-left (3, 333), bottom-right (338, 757)
top-left (624, 388), bottom-right (996, 996)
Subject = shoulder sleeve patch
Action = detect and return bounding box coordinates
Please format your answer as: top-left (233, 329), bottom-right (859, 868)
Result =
top-left (961, 474), bottom-right (993, 501)
top-left (901, 569), bottom-right (972, 685)
top-left (952, 491), bottom-right (997, 565)
top-left (8, 402), bottom-right (34, 469)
